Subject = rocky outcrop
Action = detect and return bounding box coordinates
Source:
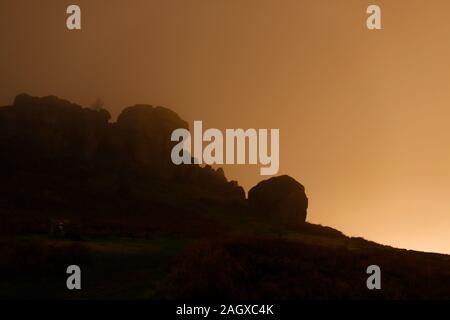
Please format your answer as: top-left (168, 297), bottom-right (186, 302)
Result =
top-left (98, 104), bottom-right (188, 177)
top-left (0, 93), bottom-right (245, 203)
top-left (0, 94), bottom-right (110, 171)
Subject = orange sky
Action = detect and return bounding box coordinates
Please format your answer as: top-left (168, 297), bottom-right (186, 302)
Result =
top-left (1, 0), bottom-right (450, 254)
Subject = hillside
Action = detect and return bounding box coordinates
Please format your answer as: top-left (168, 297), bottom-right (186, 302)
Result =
top-left (0, 94), bottom-right (449, 299)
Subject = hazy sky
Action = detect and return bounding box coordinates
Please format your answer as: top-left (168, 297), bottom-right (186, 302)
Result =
top-left (1, 0), bottom-right (450, 254)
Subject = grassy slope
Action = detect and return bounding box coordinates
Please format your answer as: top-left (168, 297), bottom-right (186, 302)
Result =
top-left (1, 208), bottom-right (450, 299)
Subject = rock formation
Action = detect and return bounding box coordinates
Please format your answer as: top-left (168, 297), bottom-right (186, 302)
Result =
top-left (248, 175), bottom-right (308, 225)
top-left (0, 94), bottom-right (245, 207)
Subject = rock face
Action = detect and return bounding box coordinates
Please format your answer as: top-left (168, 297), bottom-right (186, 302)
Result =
top-left (0, 93), bottom-right (111, 170)
top-left (248, 175), bottom-right (308, 225)
top-left (99, 104), bottom-right (189, 177)
top-left (0, 93), bottom-right (245, 205)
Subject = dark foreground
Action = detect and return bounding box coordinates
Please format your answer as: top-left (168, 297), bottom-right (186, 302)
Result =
top-left (1, 94), bottom-right (449, 300)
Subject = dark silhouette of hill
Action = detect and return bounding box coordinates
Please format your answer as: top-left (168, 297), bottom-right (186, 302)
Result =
top-left (0, 93), bottom-right (449, 299)
top-left (1, 93), bottom-right (243, 196)
top-left (0, 93), bottom-right (245, 237)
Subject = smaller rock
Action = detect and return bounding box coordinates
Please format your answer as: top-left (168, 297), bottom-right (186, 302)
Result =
top-left (248, 175), bottom-right (308, 225)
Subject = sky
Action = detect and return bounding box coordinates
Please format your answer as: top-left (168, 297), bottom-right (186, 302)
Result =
top-left (1, 0), bottom-right (450, 254)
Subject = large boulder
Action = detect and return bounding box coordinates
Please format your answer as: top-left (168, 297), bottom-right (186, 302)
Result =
top-left (100, 104), bottom-right (189, 176)
top-left (117, 104), bottom-right (189, 141)
top-left (248, 175), bottom-right (308, 225)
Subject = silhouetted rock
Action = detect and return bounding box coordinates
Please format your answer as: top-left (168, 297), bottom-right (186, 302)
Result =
top-left (0, 93), bottom-right (110, 172)
top-left (248, 175), bottom-right (308, 225)
top-left (0, 93), bottom-right (245, 211)
top-left (97, 104), bottom-right (188, 177)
